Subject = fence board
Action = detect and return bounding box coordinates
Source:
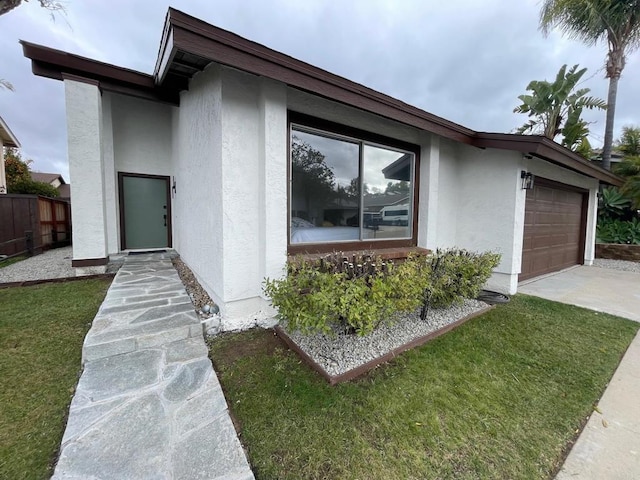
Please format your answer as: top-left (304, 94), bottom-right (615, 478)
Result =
top-left (0, 194), bottom-right (70, 256)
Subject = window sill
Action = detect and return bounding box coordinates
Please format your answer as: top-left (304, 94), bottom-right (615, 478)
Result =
top-left (292, 246), bottom-right (430, 263)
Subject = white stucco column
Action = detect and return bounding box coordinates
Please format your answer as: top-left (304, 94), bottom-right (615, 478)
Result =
top-left (259, 78), bottom-right (288, 289)
top-left (101, 92), bottom-right (119, 255)
top-left (417, 133), bottom-right (439, 249)
top-left (584, 188), bottom-right (598, 265)
top-left (64, 76), bottom-right (108, 274)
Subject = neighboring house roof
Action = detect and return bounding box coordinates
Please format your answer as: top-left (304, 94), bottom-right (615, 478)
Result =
top-left (20, 8), bottom-right (624, 187)
top-left (30, 172), bottom-right (67, 185)
top-left (0, 115), bottom-right (20, 148)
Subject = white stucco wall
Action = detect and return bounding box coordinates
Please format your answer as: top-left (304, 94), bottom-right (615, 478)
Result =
top-left (107, 94), bottom-right (174, 253)
top-left (172, 65), bottom-right (288, 330)
top-left (173, 64), bottom-right (224, 312)
top-left (64, 78), bottom-right (108, 269)
top-left (454, 145), bottom-right (522, 293)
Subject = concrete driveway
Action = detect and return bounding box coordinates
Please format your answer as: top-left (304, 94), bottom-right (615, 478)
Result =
top-left (519, 265), bottom-right (640, 322)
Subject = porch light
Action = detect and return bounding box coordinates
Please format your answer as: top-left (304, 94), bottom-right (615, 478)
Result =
top-left (521, 171), bottom-right (534, 190)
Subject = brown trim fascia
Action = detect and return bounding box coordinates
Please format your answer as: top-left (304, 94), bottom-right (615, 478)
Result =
top-left (167, 8), bottom-right (475, 144)
top-left (22, 41), bottom-right (180, 106)
top-left (21, 40), bottom-right (154, 87)
top-left (61, 73), bottom-right (100, 86)
top-left (72, 257), bottom-right (108, 267)
top-left (473, 133), bottom-right (624, 186)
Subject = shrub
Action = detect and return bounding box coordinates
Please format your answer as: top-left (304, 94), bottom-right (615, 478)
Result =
top-left (8, 178), bottom-right (60, 198)
top-left (413, 249), bottom-right (502, 310)
top-left (264, 253), bottom-right (423, 336)
top-left (596, 217), bottom-right (640, 245)
top-left (264, 249), bottom-right (501, 336)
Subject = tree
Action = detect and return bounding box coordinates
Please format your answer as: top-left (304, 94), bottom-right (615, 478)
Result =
top-left (613, 126), bottom-right (640, 208)
top-left (384, 181), bottom-right (410, 195)
top-left (514, 64), bottom-right (606, 153)
top-left (616, 125), bottom-right (640, 157)
top-left (540, 0), bottom-right (640, 170)
top-left (3, 149), bottom-right (59, 197)
top-left (0, 0), bottom-right (63, 17)
top-left (291, 136), bottom-right (335, 213)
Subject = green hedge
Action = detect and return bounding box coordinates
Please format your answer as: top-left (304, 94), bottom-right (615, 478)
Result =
top-left (263, 249), bottom-right (500, 336)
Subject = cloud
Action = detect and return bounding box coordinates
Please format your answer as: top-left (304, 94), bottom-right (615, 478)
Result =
top-left (0, 0), bottom-right (638, 186)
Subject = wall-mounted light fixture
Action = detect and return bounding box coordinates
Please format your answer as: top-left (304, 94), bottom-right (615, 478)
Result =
top-left (521, 170), bottom-right (534, 190)
top-left (172, 177), bottom-right (176, 196)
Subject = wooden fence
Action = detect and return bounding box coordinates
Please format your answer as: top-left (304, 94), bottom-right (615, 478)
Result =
top-left (0, 194), bottom-right (71, 259)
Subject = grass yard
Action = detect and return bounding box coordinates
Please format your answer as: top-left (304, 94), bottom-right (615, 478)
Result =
top-left (0, 279), bottom-right (111, 480)
top-left (0, 255), bottom-right (26, 269)
top-left (210, 295), bottom-right (639, 480)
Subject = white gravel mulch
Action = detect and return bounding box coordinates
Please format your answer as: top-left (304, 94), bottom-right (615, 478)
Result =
top-left (280, 299), bottom-right (490, 377)
top-left (592, 258), bottom-right (640, 274)
top-left (0, 246), bottom-right (75, 283)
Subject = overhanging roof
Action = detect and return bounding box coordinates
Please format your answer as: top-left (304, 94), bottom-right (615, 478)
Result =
top-left (0, 115), bottom-right (20, 148)
top-left (20, 40), bottom-right (179, 105)
top-left (20, 7), bottom-right (623, 186)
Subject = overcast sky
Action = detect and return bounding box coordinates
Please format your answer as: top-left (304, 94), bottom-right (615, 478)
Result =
top-left (1, 0), bottom-right (638, 183)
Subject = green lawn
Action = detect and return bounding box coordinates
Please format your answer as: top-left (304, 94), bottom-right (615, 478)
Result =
top-left (210, 295), bottom-right (639, 480)
top-left (0, 255), bottom-right (26, 269)
top-left (0, 279), bottom-right (111, 480)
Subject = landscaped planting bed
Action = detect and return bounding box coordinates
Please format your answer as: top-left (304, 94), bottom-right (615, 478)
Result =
top-left (276, 299), bottom-right (491, 383)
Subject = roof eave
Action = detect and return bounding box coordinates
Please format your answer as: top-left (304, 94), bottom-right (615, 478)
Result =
top-left (473, 133), bottom-right (624, 186)
top-left (0, 115), bottom-right (20, 148)
top-left (20, 40), bottom-right (180, 106)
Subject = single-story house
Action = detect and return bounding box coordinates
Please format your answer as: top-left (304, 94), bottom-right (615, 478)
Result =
top-left (30, 171), bottom-right (71, 200)
top-left (0, 114), bottom-right (20, 195)
top-left (21, 8), bottom-right (622, 330)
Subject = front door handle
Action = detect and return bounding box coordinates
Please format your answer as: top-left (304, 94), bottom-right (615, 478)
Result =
top-left (163, 214), bottom-right (167, 227)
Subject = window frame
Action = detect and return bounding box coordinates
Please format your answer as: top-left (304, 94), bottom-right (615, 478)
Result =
top-left (287, 111), bottom-right (420, 254)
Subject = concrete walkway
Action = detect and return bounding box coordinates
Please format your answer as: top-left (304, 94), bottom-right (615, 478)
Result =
top-left (53, 252), bottom-right (254, 480)
top-left (519, 265), bottom-right (640, 479)
top-left (519, 265), bottom-right (640, 322)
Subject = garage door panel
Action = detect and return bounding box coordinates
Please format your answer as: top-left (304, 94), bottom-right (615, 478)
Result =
top-left (521, 179), bottom-right (586, 281)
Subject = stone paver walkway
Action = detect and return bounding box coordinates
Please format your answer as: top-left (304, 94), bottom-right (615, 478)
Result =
top-left (53, 252), bottom-right (254, 480)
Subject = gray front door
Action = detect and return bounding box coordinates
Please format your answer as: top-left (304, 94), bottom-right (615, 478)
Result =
top-left (120, 174), bottom-right (170, 250)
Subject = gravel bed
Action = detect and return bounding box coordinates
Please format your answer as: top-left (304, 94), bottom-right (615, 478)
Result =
top-left (172, 256), bottom-right (220, 322)
top-left (0, 246), bottom-right (75, 283)
top-left (281, 299), bottom-right (489, 377)
top-left (592, 258), bottom-right (640, 273)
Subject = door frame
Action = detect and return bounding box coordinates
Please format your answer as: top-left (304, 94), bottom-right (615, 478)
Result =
top-left (519, 176), bottom-right (589, 281)
top-left (118, 172), bottom-right (172, 251)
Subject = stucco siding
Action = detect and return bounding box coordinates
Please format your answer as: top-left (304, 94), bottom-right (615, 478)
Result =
top-left (64, 79), bottom-right (107, 264)
top-left (454, 146), bottom-right (522, 293)
top-left (111, 95), bottom-right (173, 176)
top-left (172, 64), bottom-right (225, 310)
top-left (434, 138), bottom-right (459, 248)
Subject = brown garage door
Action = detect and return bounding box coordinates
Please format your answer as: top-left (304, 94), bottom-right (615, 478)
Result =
top-left (520, 178), bottom-right (587, 281)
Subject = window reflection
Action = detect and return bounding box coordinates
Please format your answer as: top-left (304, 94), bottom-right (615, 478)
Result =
top-left (290, 126), bottom-right (414, 244)
top-left (362, 145), bottom-right (412, 240)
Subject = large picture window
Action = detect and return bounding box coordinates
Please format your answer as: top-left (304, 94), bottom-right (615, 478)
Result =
top-left (290, 119), bottom-right (416, 248)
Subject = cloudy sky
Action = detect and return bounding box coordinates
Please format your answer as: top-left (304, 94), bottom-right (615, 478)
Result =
top-left (1, 0), bottom-right (638, 182)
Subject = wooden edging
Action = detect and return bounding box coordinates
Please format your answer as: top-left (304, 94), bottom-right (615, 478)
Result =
top-left (0, 273), bottom-right (115, 289)
top-left (275, 304), bottom-right (495, 385)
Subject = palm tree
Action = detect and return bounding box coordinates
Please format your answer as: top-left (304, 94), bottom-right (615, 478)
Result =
top-left (513, 64), bottom-right (606, 151)
top-left (616, 125), bottom-right (640, 157)
top-left (540, 0), bottom-right (640, 171)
